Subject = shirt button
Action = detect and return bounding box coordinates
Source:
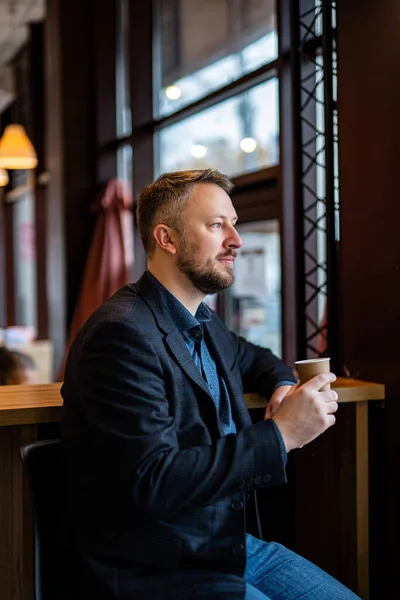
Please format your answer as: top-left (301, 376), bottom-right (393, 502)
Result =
top-left (196, 330), bottom-right (201, 337)
top-left (232, 543), bottom-right (245, 555)
top-left (209, 384), bottom-right (213, 389)
top-left (232, 500), bottom-right (244, 511)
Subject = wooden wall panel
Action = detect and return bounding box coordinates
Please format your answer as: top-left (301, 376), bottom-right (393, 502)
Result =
top-left (337, 0), bottom-right (400, 596)
top-left (0, 425), bottom-right (37, 600)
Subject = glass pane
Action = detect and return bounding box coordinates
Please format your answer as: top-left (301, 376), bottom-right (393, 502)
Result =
top-left (156, 0), bottom-right (277, 117)
top-left (224, 220), bottom-right (282, 357)
top-left (13, 192), bottom-right (37, 330)
top-left (157, 78), bottom-right (279, 177)
top-left (116, 0), bottom-right (132, 137)
top-left (117, 144), bottom-right (133, 191)
top-left (116, 145), bottom-right (135, 281)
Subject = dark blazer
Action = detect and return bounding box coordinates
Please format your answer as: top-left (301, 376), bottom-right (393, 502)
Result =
top-left (61, 272), bottom-right (296, 599)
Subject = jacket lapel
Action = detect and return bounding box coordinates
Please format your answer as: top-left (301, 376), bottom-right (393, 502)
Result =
top-left (204, 321), bottom-right (252, 430)
top-left (164, 328), bottom-right (211, 397)
top-left (136, 273), bottom-right (212, 398)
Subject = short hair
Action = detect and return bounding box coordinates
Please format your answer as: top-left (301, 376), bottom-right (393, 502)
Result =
top-left (136, 169), bottom-right (234, 256)
top-left (0, 346), bottom-right (36, 385)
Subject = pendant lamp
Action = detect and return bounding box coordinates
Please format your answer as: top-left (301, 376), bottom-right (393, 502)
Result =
top-left (0, 124), bottom-right (38, 169)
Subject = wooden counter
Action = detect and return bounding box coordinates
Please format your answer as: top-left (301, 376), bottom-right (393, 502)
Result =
top-left (0, 382), bottom-right (63, 426)
top-left (0, 377), bottom-right (385, 424)
top-left (0, 378), bottom-right (385, 600)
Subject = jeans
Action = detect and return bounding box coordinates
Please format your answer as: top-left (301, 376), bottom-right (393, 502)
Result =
top-left (244, 534), bottom-right (361, 600)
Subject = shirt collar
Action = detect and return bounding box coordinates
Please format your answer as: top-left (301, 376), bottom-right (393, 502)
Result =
top-left (147, 271), bottom-right (212, 339)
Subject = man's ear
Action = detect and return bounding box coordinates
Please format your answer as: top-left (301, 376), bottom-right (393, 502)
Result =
top-left (152, 224), bottom-right (177, 255)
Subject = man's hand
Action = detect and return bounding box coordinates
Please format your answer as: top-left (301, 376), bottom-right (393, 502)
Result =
top-left (264, 384), bottom-right (297, 419)
top-left (272, 373), bottom-right (339, 452)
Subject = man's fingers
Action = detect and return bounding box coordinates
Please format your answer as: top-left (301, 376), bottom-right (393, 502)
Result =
top-left (321, 389), bottom-right (339, 402)
top-left (302, 372), bottom-right (336, 391)
top-left (325, 400), bottom-right (338, 414)
top-left (326, 414), bottom-right (336, 426)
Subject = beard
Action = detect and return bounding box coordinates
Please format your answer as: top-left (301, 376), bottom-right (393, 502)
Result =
top-left (176, 236), bottom-right (236, 295)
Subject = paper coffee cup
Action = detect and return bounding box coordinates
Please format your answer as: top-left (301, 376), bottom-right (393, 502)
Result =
top-left (294, 357), bottom-right (331, 390)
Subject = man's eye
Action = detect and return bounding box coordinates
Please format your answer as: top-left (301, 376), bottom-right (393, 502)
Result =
top-left (211, 223), bottom-right (222, 229)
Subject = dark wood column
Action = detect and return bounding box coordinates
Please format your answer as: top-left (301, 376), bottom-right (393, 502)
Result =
top-left (337, 0), bottom-right (400, 597)
top-left (94, 0), bottom-right (118, 184)
top-left (0, 189), bottom-right (7, 327)
top-left (45, 0), bottom-right (117, 372)
top-left (29, 23), bottom-right (48, 340)
top-left (129, 1), bottom-right (153, 279)
top-left (278, 0), bottom-right (301, 368)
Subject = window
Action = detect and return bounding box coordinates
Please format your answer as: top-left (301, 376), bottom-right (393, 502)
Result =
top-left (117, 144), bottom-right (133, 190)
top-left (156, 0), bottom-right (277, 117)
top-left (224, 220), bottom-right (282, 356)
top-left (116, 144), bottom-right (135, 281)
top-left (12, 191), bottom-right (37, 329)
top-left (116, 0), bottom-right (132, 137)
top-left (158, 77), bottom-right (279, 177)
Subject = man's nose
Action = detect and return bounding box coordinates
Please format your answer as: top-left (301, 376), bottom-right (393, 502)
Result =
top-left (225, 226), bottom-right (242, 249)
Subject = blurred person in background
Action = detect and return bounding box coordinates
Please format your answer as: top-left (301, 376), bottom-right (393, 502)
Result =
top-left (0, 346), bottom-right (37, 385)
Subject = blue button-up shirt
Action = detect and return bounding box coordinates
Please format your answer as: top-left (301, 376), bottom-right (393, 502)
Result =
top-left (148, 272), bottom-right (237, 435)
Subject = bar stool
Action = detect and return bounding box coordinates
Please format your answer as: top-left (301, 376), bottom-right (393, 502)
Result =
top-left (20, 439), bottom-right (75, 600)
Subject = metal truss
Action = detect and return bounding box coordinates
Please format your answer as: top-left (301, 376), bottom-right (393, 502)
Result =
top-left (294, 0), bottom-right (339, 367)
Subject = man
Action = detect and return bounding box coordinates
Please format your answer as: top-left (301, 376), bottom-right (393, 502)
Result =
top-left (61, 169), bottom-right (359, 599)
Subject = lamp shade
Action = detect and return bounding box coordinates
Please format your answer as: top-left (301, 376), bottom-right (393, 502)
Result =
top-left (0, 168), bottom-right (8, 187)
top-left (0, 124), bottom-right (38, 169)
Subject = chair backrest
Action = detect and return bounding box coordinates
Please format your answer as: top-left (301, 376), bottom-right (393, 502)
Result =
top-left (20, 439), bottom-right (73, 600)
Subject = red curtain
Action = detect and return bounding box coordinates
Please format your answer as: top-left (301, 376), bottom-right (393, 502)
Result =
top-left (59, 179), bottom-right (133, 379)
